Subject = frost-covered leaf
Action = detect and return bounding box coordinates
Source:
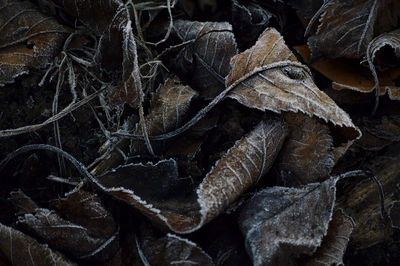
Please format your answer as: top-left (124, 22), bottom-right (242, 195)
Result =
top-left (302, 209), bottom-right (355, 266)
top-left (308, 0), bottom-right (400, 59)
top-left (98, 118), bottom-right (287, 233)
top-left (16, 189), bottom-right (119, 261)
top-left (366, 29), bottom-right (400, 100)
top-left (226, 28), bottom-right (360, 160)
top-left (0, 0), bottom-right (68, 85)
top-left (140, 233), bottom-right (214, 265)
top-left (131, 76), bottom-right (198, 153)
top-left (169, 20), bottom-right (238, 98)
top-left (0, 222), bottom-right (75, 266)
top-left (273, 113), bottom-right (334, 186)
top-left (237, 177), bottom-right (339, 266)
top-left (138, 77), bottom-right (198, 135)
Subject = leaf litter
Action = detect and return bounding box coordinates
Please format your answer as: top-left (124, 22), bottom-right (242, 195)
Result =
top-left (0, 0), bottom-right (400, 265)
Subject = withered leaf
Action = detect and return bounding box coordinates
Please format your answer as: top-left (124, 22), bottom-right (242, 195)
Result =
top-left (308, 0), bottom-right (400, 59)
top-left (0, 0), bottom-right (68, 85)
top-left (99, 118), bottom-right (287, 233)
top-left (140, 233), bottom-right (214, 265)
top-left (0, 222), bottom-right (75, 266)
top-left (302, 209), bottom-right (355, 266)
top-left (237, 177), bottom-right (339, 266)
top-left (137, 77), bottom-right (198, 136)
top-left (170, 20), bottom-right (238, 99)
top-left (273, 113), bottom-right (334, 186)
top-left (227, 28), bottom-right (357, 130)
top-left (367, 29), bottom-right (400, 99)
top-left (131, 76), bottom-right (198, 154)
top-left (295, 45), bottom-right (400, 100)
top-left (16, 189), bottom-right (119, 261)
top-left (226, 27), bottom-right (360, 157)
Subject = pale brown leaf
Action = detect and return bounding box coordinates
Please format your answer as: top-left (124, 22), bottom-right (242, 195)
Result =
top-left (0, 0), bottom-right (68, 85)
top-left (237, 177), bottom-right (339, 266)
top-left (302, 209), bottom-right (355, 266)
top-left (0, 222), bottom-right (75, 266)
top-left (170, 20), bottom-right (238, 98)
top-left (98, 118), bottom-right (288, 233)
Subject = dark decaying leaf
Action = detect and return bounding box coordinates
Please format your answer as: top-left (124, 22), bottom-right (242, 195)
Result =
top-left (140, 233), bottom-right (214, 265)
top-left (16, 189), bottom-right (119, 261)
top-left (288, 0), bottom-right (324, 19)
top-left (0, 0), bottom-right (68, 85)
top-left (302, 209), bottom-right (355, 266)
top-left (8, 189), bottom-right (38, 215)
top-left (169, 20), bottom-right (238, 99)
top-left (98, 118), bottom-right (288, 233)
top-left (355, 115), bottom-right (400, 151)
top-left (0, 222), bottom-right (75, 266)
top-left (388, 201), bottom-right (400, 229)
top-left (237, 177), bottom-right (339, 266)
top-left (52, 0), bottom-right (123, 35)
top-left (226, 27), bottom-right (360, 160)
top-left (273, 113), bottom-right (334, 186)
top-left (232, 0), bottom-right (273, 46)
top-left (308, 0), bottom-right (400, 59)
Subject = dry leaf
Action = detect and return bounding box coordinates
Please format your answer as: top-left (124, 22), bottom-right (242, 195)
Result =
top-left (366, 29), bottom-right (400, 100)
top-left (131, 76), bottom-right (198, 153)
top-left (302, 209), bottom-right (355, 266)
top-left (0, 0), bottom-right (68, 85)
top-left (273, 113), bottom-right (334, 186)
top-left (307, 0), bottom-right (400, 59)
top-left (237, 177), bottom-right (339, 266)
top-left (98, 118), bottom-right (288, 233)
top-left (295, 45), bottom-right (400, 100)
top-left (226, 28), bottom-right (359, 162)
top-left (16, 189), bottom-right (119, 261)
top-left (227, 28), bottom-right (357, 131)
top-left (0, 222), bottom-right (75, 266)
top-left (137, 77), bottom-right (198, 136)
top-left (140, 233), bottom-right (214, 265)
top-left (170, 20), bottom-right (238, 99)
